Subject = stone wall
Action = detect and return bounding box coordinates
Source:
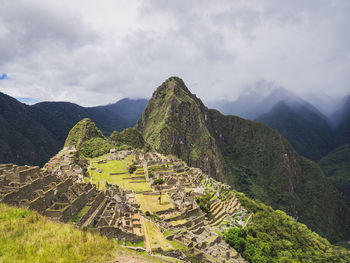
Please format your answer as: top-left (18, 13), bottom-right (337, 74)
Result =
top-left (93, 226), bottom-right (144, 243)
top-left (77, 192), bottom-right (105, 226)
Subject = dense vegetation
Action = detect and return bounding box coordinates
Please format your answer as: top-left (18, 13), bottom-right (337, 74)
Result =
top-left (137, 76), bottom-right (350, 242)
top-left (128, 163), bottom-right (136, 173)
top-left (331, 95), bottom-right (350, 147)
top-left (64, 118), bottom-right (105, 149)
top-left (110, 127), bottom-right (147, 150)
top-left (224, 191), bottom-right (350, 262)
top-left (137, 77), bottom-right (226, 182)
top-left (0, 92), bottom-right (60, 167)
top-left (80, 137), bottom-right (114, 158)
top-left (255, 101), bottom-right (334, 161)
top-left (195, 194), bottom-right (211, 215)
top-left (0, 203), bottom-right (167, 263)
top-left (0, 92), bottom-right (147, 166)
top-left (319, 144), bottom-right (350, 207)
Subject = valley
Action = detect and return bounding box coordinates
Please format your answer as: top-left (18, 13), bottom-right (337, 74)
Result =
top-left (0, 77), bottom-right (349, 262)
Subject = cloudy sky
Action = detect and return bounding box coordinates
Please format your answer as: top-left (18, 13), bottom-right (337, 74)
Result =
top-left (0, 0), bottom-right (349, 107)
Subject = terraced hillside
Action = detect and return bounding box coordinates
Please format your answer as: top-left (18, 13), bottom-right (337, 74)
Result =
top-left (1, 145), bottom-right (349, 262)
top-left (137, 77), bottom-right (349, 242)
top-left (0, 203), bottom-right (169, 263)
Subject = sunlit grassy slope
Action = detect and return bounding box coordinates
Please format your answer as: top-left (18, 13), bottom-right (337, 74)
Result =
top-left (0, 203), bottom-right (169, 263)
top-left (88, 159), bottom-right (152, 191)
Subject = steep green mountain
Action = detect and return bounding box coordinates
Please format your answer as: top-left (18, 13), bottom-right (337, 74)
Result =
top-left (64, 118), bottom-right (105, 148)
top-left (331, 95), bottom-right (350, 147)
top-left (206, 86), bottom-right (301, 120)
top-left (64, 118), bottom-right (114, 158)
top-left (30, 98), bottom-right (148, 139)
top-left (319, 144), bottom-right (350, 207)
top-left (110, 127), bottom-right (147, 150)
top-left (137, 77), bottom-right (226, 182)
top-left (0, 91), bottom-right (147, 166)
top-left (229, 190), bottom-right (350, 262)
top-left (137, 77), bottom-right (349, 241)
top-left (0, 92), bottom-right (59, 166)
top-left (255, 101), bottom-right (334, 161)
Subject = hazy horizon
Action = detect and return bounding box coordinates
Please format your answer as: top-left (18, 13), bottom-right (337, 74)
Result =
top-left (1, 0), bottom-right (349, 109)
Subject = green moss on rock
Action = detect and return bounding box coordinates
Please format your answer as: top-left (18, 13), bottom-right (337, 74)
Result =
top-left (64, 118), bottom-right (105, 149)
top-left (110, 127), bottom-right (147, 150)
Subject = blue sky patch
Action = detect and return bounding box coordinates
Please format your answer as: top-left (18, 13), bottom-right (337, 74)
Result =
top-left (0, 73), bottom-right (8, 80)
top-left (16, 97), bottom-right (40, 105)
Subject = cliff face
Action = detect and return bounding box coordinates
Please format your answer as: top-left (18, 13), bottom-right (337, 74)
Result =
top-left (137, 77), bottom-right (226, 181)
top-left (137, 77), bottom-right (349, 241)
top-left (64, 118), bottom-right (105, 149)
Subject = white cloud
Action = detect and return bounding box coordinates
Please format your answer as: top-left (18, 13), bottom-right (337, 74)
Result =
top-left (0, 0), bottom-right (349, 107)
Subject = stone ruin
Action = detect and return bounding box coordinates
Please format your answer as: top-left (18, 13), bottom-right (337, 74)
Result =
top-left (0, 162), bottom-right (143, 244)
top-left (1, 148), bottom-right (247, 262)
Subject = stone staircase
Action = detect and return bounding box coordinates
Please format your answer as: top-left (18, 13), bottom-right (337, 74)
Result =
top-left (0, 164), bottom-right (144, 244)
top-left (209, 194), bottom-right (241, 227)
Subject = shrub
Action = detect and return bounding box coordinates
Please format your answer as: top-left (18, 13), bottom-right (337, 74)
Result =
top-left (128, 163), bottom-right (136, 174)
top-left (80, 137), bottom-right (114, 158)
top-left (195, 193), bottom-right (211, 215)
top-left (152, 178), bottom-right (165, 186)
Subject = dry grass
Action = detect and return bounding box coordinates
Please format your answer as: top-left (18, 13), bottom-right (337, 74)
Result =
top-left (136, 194), bottom-right (174, 214)
top-left (0, 203), bottom-right (170, 263)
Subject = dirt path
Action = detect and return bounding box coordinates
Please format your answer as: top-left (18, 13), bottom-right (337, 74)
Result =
top-left (140, 215), bottom-right (152, 252)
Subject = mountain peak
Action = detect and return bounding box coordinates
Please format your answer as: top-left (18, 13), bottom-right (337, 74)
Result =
top-left (152, 76), bottom-right (193, 100)
top-left (64, 118), bottom-right (105, 149)
top-left (137, 77), bottom-right (225, 181)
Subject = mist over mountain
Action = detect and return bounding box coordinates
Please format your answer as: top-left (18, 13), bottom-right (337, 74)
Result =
top-left (137, 77), bottom-right (349, 242)
top-left (330, 95), bottom-right (350, 147)
top-left (255, 100), bottom-right (334, 161)
top-left (206, 85), bottom-right (305, 120)
top-left (0, 92), bottom-right (147, 166)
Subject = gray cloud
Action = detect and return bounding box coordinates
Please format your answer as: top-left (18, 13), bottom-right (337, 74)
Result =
top-left (0, 0), bottom-right (349, 109)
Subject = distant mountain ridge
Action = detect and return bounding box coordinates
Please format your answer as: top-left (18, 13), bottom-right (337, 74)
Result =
top-left (0, 92), bottom-right (148, 166)
top-left (206, 85), bottom-right (304, 120)
top-left (255, 100), bottom-right (334, 161)
top-left (137, 77), bottom-right (349, 242)
top-left (331, 95), bottom-right (350, 147)
top-left (207, 85), bottom-right (349, 161)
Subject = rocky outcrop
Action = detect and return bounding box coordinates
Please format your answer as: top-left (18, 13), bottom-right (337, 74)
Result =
top-left (137, 77), bottom-right (349, 242)
top-left (137, 77), bottom-right (226, 182)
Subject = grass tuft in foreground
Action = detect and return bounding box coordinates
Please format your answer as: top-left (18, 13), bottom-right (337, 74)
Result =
top-left (0, 203), bottom-right (169, 263)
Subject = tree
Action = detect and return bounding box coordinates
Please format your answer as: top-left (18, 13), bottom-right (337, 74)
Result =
top-left (152, 178), bottom-right (165, 204)
top-left (128, 163), bottom-right (136, 174)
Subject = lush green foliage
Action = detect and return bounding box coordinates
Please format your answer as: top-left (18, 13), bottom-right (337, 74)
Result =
top-left (152, 178), bottom-right (165, 185)
top-left (332, 95), bottom-right (350, 147)
top-left (0, 203), bottom-right (170, 263)
top-left (225, 191), bottom-right (350, 262)
top-left (136, 76), bottom-right (225, 182)
top-left (319, 144), bottom-right (350, 207)
top-left (110, 127), bottom-right (147, 150)
top-left (0, 203), bottom-right (115, 262)
top-left (195, 194), bottom-right (211, 215)
top-left (64, 118), bottom-right (105, 148)
top-left (0, 92), bottom-right (147, 166)
top-left (129, 163), bottom-right (137, 174)
top-left (255, 101), bottom-right (334, 161)
top-left (137, 77), bottom-right (349, 242)
top-left (208, 108), bottom-right (349, 242)
top-left (80, 137), bottom-right (114, 158)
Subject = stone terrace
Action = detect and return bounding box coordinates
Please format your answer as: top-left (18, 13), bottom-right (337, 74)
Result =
top-left (1, 149), bottom-right (247, 262)
top-left (0, 162), bottom-right (143, 244)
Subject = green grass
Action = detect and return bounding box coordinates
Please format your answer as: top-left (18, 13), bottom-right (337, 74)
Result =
top-left (70, 204), bottom-right (91, 223)
top-left (144, 219), bottom-right (183, 251)
top-left (89, 159), bottom-right (152, 192)
top-left (227, 190), bottom-right (350, 263)
top-left (136, 194), bottom-right (174, 214)
top-left (0, 203), bottom-right (173, 263)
